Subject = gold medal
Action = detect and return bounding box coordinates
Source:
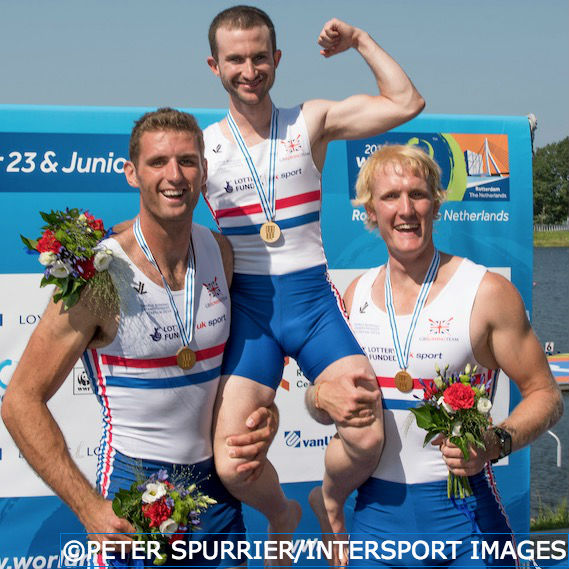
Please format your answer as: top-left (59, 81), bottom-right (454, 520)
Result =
top-left (394, 370), bottom-right (414, 393)
top-left (260, 221), bottom-right (281, 243)
top-left (176, 346), bottom-right (196, 370)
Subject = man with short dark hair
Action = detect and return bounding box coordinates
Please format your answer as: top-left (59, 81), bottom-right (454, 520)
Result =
top-left (2, 107), bottom-right (276, 568)
top-left (203, 5), bottom-right (425, 559)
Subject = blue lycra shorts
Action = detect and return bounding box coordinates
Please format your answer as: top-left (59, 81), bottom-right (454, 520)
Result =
top-left (349, 473), bottom-right (516, 568)
top-left (221, 264), bottom-right (364, 388)
top-left (101, 451), bottom-right (245, 568)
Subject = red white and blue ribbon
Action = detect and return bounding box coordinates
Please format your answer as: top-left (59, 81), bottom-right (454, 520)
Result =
top-left (226, 105), bottom-right (279, 224)
top-left (385, 249), bottom-right (441, 372)
top-left (133, 217), bottom-right (195, 348)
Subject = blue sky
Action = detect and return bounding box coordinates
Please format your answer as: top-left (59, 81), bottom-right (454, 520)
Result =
top-left (1, 0), bottom-right (567, 147)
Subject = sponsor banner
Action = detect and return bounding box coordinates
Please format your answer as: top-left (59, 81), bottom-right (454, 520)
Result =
top-left (0, 107), bottom-right (533, 556)
top-left (0, 133), bottom-right (131, 193)
top-left (347, 132), bottom-right (510, 202)
top-left (0, 274), bottom-right (100, 497)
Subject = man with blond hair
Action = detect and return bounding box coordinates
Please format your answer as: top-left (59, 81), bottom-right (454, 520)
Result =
top-left (307, 144), bottom-right (562, 567)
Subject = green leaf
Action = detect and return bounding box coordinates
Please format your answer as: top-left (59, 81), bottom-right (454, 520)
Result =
top-left (423, 430), bottom-right (441, 447)
top-left (21, 235), bottom-right (39, 250)
top-left (410, 406), bottom-right (435, 430)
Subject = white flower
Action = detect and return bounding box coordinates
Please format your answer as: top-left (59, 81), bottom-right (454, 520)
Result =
top-left (452, 422), bottom-right (462, 436)
top-left (141, 482), bottom-right (167, 504)
top-left (464, 363), bottom-right (471, 375)
top-left (438, 396), bottom-right (455, 414)
top-left (93, 249), bottom-right (113, 271)
top-left (50, 260), bottom-right (70, 279)
top-left (159, 518), bottom-right (179, 535)
top-left (78, 213), bottom-right (87, 223)
top-left (434, 375), bottom-right (445, 390)
top-left (39, 252), bottom-right (57, 266)
top-left (477, 397), bottom-right (492, 415)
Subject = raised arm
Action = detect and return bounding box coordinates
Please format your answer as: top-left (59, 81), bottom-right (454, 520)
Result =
top-left (303, 18), bottom-right (425, 168)
top-left (1, 295), bottom-right (133, 544)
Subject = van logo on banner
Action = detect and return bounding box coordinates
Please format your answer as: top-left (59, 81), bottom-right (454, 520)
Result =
top-left (284, 430), bottom-right (333, 449)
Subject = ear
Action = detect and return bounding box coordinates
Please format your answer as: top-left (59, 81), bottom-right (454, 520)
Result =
top-left (207, 56), bottom-right (220, 77)
top-left (433, 199), bottom-right (440, 218)
top-left (201, 158), bottom-right (208, 196)
top-left (365, 204), bottom-right (377, 224)
top-left (273, 49), bottom-right (282, 69)
top-left (123, 161), bottom-right (139, 189)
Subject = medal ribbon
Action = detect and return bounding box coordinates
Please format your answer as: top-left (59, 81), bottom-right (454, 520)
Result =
top-left (133, 218), bottom-right (196, 348)
top-left (226, 105), bottom-right (279, 222)
top-left (384, 249), bottom-right (440, 371)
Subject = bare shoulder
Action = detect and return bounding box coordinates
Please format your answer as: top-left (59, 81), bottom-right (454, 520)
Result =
top-left (343, 274), bottom-right (363, 314)
top-left (301, 100), bottom-right (333, 140)
top-left (210, 230), bottom-right (233, 287)
top-left (475, 270), bottom-right (526, 324)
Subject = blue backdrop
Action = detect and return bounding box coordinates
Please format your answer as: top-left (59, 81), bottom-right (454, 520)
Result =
top-left (0, 105), bottom-right (533, 565)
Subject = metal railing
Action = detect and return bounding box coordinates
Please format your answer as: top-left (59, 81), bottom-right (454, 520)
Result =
top-left (534, 223), bottom-right (569, 232)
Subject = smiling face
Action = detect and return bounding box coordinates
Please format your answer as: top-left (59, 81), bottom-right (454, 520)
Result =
top-left (124, 130), bottom-right (207, 224)
top-left (366, 163), bottom-right (439, 261)
top-left (207, 25), bottom-right (281, 107)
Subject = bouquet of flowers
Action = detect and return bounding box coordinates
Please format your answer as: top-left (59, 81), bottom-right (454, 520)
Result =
top-left (410, 363), bottom-right (494, 499)
top-left (112, 468), bottom-right (216, 566)
top-left (21, 208), bottom-right (116, 310)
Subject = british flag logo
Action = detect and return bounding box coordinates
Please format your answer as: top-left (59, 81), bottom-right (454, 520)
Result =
top-left (203, 277), bottom-right (222, 298)
top-left (428, 317), bottom-right (454, 335)
top-left (280, 134), bottom-right (302, 154)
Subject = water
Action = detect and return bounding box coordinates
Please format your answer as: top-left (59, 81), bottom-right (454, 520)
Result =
top-left (530, 247), bottom-right (569, 518)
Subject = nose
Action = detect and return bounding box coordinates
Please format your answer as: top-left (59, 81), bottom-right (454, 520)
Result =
top-left (399, 193), bottom-right (415, 216)
top-left (242, 59), bottom-right (257, 80)
top-left (165, 159), bottom-right (183, 182)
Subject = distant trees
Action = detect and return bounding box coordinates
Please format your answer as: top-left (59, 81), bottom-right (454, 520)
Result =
top-left (533, 137), bottom-right (568, 224)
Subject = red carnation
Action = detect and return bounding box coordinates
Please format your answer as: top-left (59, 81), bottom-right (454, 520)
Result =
top-left (443, 382), bottom-right (475, 410)
top-left (85, 212), bottom-right (104, 232)
top-left (37, 230), bottom-right (62, 254)
top-left (76, 257), bottom-right (96, 280)
top-left (142, 499), bottom-right (173, 528)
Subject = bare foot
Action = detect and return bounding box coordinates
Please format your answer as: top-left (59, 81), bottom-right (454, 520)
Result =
top-left (308, 486), bottom-right (348, 567)
top-left (265, 499), bottom-right (302, 568)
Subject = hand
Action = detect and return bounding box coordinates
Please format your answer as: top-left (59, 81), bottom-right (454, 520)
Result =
top-left (317, 19), bottom-right (361, 58)
top-left (431, 435), bottom-right (489, 477)
top-left (317, 369), bottom-right (380, 427)
top-left (80, 496), bottom-right (136, 550)
top-left (225, 404), bottom-right (279, 481)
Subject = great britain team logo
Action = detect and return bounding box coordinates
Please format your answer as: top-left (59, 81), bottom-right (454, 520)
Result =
top-left (428, 317), bottom-right (454, 335)
top-left (280, 134), bottom-right (303, 154)
top-left (203, 277), bottom-right (222, 299)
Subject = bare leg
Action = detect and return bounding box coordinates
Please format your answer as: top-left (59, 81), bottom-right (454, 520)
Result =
top-left (214, 375), bottom-right (302, 567)
top-left (308, 355), bottom-right (383, 566)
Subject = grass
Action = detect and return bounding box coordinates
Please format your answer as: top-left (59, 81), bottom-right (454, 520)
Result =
top-left (531, 498), bottom-right (569, 531)
top-left (534, 230), bottom-right (569, 247)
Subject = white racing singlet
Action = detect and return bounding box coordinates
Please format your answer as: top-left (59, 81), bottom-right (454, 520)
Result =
top-left (82, 224), bottom-right (230, 475)
top-left (350, 258), bottom-right (498, 484)
top-left (204, 105), bottom-right (326, 275)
